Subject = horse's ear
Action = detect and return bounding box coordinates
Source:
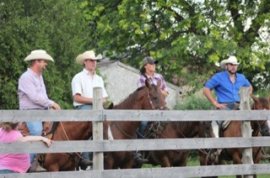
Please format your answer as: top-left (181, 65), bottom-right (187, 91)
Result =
top-left (145, 78), bottom-right (151, 89)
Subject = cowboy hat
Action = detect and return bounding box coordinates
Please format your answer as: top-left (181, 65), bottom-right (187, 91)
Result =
top-left (24, 49), bottom-right (54, 62)
top-left (220, 56), bottom-right (239, 69)
top-left (76, 50), bottom-right (102, 65)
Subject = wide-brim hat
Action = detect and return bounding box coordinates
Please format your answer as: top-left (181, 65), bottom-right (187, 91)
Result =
top-left (24, 49), bottom-right (54, 62)
top-left (76, 50), bottom-right (102, 65)
top-left (220, 56), bottom-right (239, 69)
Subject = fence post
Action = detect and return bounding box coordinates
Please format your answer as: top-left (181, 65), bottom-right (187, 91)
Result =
top-left (240, 87), bottom-right (254, 178)
top-left (92, 87), bottom-right (104, 170)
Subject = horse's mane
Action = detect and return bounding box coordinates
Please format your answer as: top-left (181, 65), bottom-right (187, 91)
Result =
top-left (113, 86), bottom-right (146, 109)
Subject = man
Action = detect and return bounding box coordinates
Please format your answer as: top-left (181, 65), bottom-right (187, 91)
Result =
top-left (18, 49), bottom-right (61, 171)
top-left (71, 50), bottom-right (108, 169)
top-left (203, 56), bottom-right (252, 138)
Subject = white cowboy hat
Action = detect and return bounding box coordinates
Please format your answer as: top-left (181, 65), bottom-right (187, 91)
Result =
top-left (24, 49), bottom-right (54, 62)
top-left (76, 50), bottom-right (102, 65)
top-left (220, 56), bottom-right (239, 69)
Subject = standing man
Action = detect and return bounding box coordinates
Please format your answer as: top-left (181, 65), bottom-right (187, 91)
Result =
top-left (71, 50), bottom-right (108, 169)
top-left (18, 49), bottom-right (61, 171)
top-left (203, 56), bottom-right (252, 137)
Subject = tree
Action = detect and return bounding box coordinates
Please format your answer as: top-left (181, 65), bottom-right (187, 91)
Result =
top-left (84, 0), bottom-right (270, 90)
top-left (0, 0), bottom-right (90, 109)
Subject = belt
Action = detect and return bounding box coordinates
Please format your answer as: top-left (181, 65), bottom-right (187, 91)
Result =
top-left (219, 102), bottom-right (240, 110)
top-left (74, 104), bottom-right (92, 109)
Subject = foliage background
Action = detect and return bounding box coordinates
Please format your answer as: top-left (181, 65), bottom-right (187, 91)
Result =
top-left (0, 0), bottom-right (270, 109)
top-left (0, 0), bottom-right (88, 109)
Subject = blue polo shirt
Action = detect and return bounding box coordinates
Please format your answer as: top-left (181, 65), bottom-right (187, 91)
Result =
top-left (204, 71), bottom-right (251, 103)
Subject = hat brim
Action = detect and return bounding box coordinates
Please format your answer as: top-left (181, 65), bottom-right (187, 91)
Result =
top-left (220, 60), bottom-right (239, 69)
top-left (24, 55), bottom-right (54, 62)
top-left (76, 55), bottom-right (102, 65)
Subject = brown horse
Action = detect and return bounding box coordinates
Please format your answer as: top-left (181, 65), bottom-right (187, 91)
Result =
top-left (141, 121), bottom-right (214, 167)
top-left (104, 81), bottom-right (166, 169)
top-left (211, 95), bottom-right (269, 178)
top-left (41, 121), bottom-right (93, 171)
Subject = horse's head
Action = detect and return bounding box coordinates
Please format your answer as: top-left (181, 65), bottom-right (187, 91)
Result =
top-left (251, 95), bottom-right (270, 136)
top-left (144, 79), bottom-right (167, 110)
top-left (251, 95), bottom-right (270, 110)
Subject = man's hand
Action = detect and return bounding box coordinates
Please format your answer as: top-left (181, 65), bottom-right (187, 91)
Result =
top-left (51, 102), bottom-right (61, 110)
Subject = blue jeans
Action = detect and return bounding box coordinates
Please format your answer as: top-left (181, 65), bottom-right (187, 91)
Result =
top-left (0, 169), bottom-right (16, 174)
top-left (138, 121), bottom-right (148, 138)
top-left (75, 104), bottom-right (93, 160)
top-left (26, 121), bottom-right (43, 162)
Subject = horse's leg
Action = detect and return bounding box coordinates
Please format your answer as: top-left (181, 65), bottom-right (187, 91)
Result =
top-left (121, 157), bottom-right (135, 169)
top-left (231, 149), bottom-right (243, 178)
top-left (160, 155), bottom-right (171, 167)
top-left (46, 163), bottom-right (60, 172)
top-left (104, 153), bottom-right (114, 169)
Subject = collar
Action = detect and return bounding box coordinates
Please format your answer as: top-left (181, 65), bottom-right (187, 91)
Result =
top-left (82, 68), bottom-right (96, 76)
top-left (27, 68), bottom-right (41, 77)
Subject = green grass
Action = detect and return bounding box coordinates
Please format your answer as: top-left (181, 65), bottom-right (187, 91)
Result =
top-left (141, 155), bottom-right (270, 178)
top-left (187, 156), bottom-right (270, 178)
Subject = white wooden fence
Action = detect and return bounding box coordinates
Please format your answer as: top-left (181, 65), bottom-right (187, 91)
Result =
top-left (1, 88), bottom-right (270, 178)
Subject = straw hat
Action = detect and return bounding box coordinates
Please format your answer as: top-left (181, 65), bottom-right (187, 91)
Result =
top-left (220, 56), bottom-right (239, 69)
top-left (24, 49), bottom-right (54, 62)
top-left (76, 50), bottom-right (102, 65)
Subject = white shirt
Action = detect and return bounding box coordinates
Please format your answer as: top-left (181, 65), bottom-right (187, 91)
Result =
top-left (71, 69), bottom-right (108, 106)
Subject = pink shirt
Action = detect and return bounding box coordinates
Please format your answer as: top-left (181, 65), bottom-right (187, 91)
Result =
top-left (18, 68), bottom-right (54, 109)
top-left (0, 128), bottom-right (30, 173)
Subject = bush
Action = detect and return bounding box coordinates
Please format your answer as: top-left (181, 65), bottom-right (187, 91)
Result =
top-left (175, 94), bottom-right (213, 110)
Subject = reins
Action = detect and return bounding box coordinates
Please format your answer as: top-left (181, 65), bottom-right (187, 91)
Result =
top-left (59, 122), bottom-right (84, 160)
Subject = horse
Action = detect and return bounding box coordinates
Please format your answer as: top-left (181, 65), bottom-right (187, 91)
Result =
top-left (251, 95), bottom-right (270, 136)
top-left (209, 95), bottom-right (269, 178)
top-left (40, 121), bottom-right (94, 171)
top-left (140, 121), bottom-right (214, 167)
top-left (17, 120), bottom-right (93, 171)
top-left (104, 80), bottom-right (166, 169)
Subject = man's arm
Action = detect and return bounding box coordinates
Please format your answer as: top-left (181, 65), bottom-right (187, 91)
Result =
top-left (73, 94), bottom-right (92, 104)
top-left (203, 87), bottom-right (226, 109)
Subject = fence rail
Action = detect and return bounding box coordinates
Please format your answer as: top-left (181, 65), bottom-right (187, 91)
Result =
top-left (1, 87), bottom-right (270, 177)
top-left (1, 109), bottom-right (270, 178)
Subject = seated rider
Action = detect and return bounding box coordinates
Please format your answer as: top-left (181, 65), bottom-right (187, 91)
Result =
top-left (137, 56), bottom-right (169, 137)
top-left (203, 56), bottom-right (253, 137)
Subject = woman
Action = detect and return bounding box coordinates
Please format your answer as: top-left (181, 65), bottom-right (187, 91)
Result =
top-left (0, 122), bottom-right (52, 174)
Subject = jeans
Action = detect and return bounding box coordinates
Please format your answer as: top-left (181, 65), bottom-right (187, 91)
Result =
top-left (26, 121), bottom-right (43, 162)
top-left (0, 169), bottom-right (17, 174)
top-left (74, 104), bottom-right (93, 160)
top-left (138, 121), bottom-right (148, 138)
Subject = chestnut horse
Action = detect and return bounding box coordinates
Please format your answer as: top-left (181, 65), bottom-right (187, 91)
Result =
top-left (210, 95), bottom-right (269, 178)
top-left (104, 81), bottom-right (166, 169)
top-left (41, 121), bottom-right (94, 171)
top-left (141, 121), bottom-right (214, 167)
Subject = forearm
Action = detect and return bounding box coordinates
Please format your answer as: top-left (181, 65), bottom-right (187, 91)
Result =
top-left (203, 87), bottom-right (217, 106)
top-left (18, 135), bottom-right (45, 142)
top-left (73, 95), bottom-right (92, 104)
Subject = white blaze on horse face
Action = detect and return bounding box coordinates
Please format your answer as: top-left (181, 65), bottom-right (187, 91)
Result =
top-left (108, 126), bottom-right (114, 140)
